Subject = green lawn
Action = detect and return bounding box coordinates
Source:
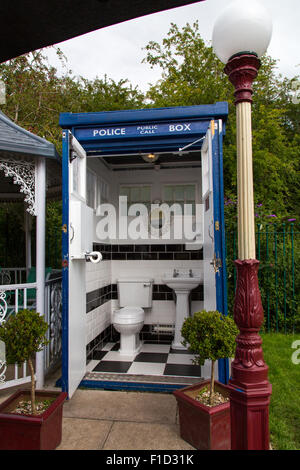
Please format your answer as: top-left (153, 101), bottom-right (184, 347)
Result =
top-left (261, 333), bottom-right (300, 450)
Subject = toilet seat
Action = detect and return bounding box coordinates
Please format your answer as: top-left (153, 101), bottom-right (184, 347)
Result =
top-left (114, 306), bottom-right (144, 325)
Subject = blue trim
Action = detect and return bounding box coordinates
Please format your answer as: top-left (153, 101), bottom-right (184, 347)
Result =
top-left (79, 134), bottom-right (210, 156)
top-left (211, 121), bottom-right (229, 384)
top-left (61, 130), bottom-right (70, 395)
top-left (218, 121), bottom-right (228, 317)
top-left (79, 379), bottom-right (187, 394)
top-left (59, 102), bottom-right (229, 128)
top-left (218, 122), bottom-right (230, 384)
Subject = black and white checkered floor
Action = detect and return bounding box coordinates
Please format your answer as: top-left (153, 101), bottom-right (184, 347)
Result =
top-left (86, 340), bottom-right (202, 379)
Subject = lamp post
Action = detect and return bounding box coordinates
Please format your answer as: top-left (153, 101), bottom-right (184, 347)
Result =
top-left (212, 1), bottom-right (273, 450)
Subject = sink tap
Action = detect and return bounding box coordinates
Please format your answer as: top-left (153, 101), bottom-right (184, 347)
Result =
top-left (173, 269), bottom-right (179, 277)
top-left (189, 269), bottom-right (193, 278)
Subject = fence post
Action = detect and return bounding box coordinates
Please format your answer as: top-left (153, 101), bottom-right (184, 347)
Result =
top-left (265, 224), bottom-right (270, 332)
top-left (291, 224), bottom-right (295, 333)
top-left (274, 224), bottom-right (278, 332)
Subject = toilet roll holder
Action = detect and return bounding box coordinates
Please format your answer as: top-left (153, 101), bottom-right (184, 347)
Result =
top-left (84, 251), bottom-right (103, 263)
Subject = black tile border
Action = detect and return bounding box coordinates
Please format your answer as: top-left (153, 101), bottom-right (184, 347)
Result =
top-left (86, 283), bottom-right (117, 314)
top-left (92, 243), bottom-right (203, 261)
top-left (86, 324), bottom-right (117, 362)
top-left (86, 281), bottom-right (203, 313)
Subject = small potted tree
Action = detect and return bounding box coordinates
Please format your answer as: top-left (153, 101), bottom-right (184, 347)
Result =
top-left (0, 309), bottom-right (67, 450)
top-left (173, 310), bottom-right (238, 450)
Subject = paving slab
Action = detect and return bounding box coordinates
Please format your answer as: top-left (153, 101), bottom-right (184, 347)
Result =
top-left (63, 389), bottom-right (178, 424)
top-left (57, 417), bottom-right (113, 450)
top-left (102, 421), bottom-right (195, 450)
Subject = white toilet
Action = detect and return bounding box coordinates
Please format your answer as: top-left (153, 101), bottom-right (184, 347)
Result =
top-left (113, 278), bottom-right (154, 356)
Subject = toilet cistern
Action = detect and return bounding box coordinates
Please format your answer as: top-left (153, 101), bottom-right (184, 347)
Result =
top-left (113, 278), bottom-right (153, 357)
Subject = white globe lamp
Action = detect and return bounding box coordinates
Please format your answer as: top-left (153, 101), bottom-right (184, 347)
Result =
top-left (212, 0), bottom-right (272, 64)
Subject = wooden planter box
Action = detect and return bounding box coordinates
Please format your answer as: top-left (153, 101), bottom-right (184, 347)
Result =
top-left (0, 390), bottom-right (67, 450)
top-left (174, 379), bottom-right (231, 450)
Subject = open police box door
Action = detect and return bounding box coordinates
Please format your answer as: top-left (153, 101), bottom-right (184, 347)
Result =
top-left (62, 131), bottom-right (94, 397)
top-left (201, 120), bottom-right (229, 382)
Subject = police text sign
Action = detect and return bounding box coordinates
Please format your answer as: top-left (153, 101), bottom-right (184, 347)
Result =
top-left (74, 121), bottom-right (208, 141)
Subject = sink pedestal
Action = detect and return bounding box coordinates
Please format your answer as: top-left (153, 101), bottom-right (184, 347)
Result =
top-left (162, 272), bottom-right (202, 351)
top-left (172, 289), bottom-right (190, 350)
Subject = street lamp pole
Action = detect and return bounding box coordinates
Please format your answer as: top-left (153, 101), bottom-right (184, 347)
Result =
top-left (213, 1), bottom-right (273, 450)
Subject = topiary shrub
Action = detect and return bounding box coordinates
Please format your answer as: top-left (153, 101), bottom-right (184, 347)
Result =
top-left (0, 309), bottom-right (49, 414)
top-left (181, 310), bottom-right (238, 404)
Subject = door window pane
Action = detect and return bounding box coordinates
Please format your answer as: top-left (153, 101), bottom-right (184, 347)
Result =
top-left (163, 184), bottom-right (196, 215)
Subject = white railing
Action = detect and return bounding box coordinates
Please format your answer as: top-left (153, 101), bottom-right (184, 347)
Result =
top-left (0, 281), bottom-right (37, 321)
top-left (0, 281), bottom-right (37, 389)
top-left (0, 273), bottom-right (62, 389)
top-left (0, 268), bottom-right (29, 285)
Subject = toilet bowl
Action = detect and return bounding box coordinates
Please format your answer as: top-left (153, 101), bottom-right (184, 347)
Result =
top-left (113, 278), bottom-right (153, 357)
top-left (113, 306), bottom-right (145, 356)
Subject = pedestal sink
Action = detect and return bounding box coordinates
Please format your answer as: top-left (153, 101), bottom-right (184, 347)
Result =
top-left (162, 270), bottom-right (202, 350)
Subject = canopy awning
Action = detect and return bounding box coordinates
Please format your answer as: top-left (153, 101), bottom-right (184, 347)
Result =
top-left (0, 0), bottom-right (204, 63)
top-left (0, 112), bottom-right (60, 160)
top-left (0, 112), bottom-right (61, 204)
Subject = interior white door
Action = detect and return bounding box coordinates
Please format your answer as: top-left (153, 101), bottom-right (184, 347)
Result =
top-left (201, 123), bottom-right (217, 312)
top-left (68, 134), bottom-right (90, 398)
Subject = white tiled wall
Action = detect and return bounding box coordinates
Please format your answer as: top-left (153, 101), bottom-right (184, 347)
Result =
top-left (85, 160), bottom-right (204, 345)
top-left (85, 259), bottom-right (111, 293)
top-left (111, 259), bottom-right (203, 285)
top-left (86, 259), bottom-right (112, 345)
top-left (86, 301), bottom-right (112, 347)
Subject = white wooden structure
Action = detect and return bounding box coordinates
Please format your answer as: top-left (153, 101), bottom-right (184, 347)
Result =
top-left (0, 111), bottom-right (61, 389)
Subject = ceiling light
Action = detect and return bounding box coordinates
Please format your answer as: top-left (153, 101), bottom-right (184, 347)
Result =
top-left (142, 153), bottom-right (159, 163)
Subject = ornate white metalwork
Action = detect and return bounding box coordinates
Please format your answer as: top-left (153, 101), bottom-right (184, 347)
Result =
top-left (0, 360), bottom-right (7, 384)
top-left (0, 159), bottom-right (36, 215)
top-left (0, 291), bottom-right (8, 325)
top-left (49, 281), bottom-right (62, 365)
top-left (0, 270), bottom-right (11, 285)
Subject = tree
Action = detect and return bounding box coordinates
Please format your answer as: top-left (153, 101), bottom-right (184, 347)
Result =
top-left (0, 47), bottom-right (145, 153)
top-left (181, 310), bottom-right (238, 404)
top-left (143, 22), bottom-right (300, 221)
top-left (0, 310), bottom-right (49, 414)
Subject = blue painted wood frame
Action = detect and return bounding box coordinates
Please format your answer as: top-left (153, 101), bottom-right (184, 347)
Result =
top-left (211, 120), bottom-right (229, 384)
top-left (59, 102), bottom-right (228, 128)
top-left (61, 130), bottom-right (70, 395)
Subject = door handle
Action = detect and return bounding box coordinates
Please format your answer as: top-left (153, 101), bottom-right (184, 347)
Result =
top-left (70, 223), bottom-right (75, 242)
top-left (210, 253), bottom-right (222, 273)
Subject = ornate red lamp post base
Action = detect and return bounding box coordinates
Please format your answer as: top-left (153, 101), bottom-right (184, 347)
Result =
top-left (229, 260), bottom-right (272, 450)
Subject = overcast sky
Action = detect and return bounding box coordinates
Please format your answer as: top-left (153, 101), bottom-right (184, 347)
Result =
top-left (46, 0), bottom-right (299, 92)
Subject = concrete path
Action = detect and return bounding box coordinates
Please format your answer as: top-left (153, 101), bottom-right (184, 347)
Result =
top-left (57, 388), bottom-right (195, 450)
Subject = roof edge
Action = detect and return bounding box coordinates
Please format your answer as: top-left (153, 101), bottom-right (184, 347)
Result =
top-left (0, 111), bottom-right (61, 160)
top-left (59, 102), bottom-right (229, 129)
